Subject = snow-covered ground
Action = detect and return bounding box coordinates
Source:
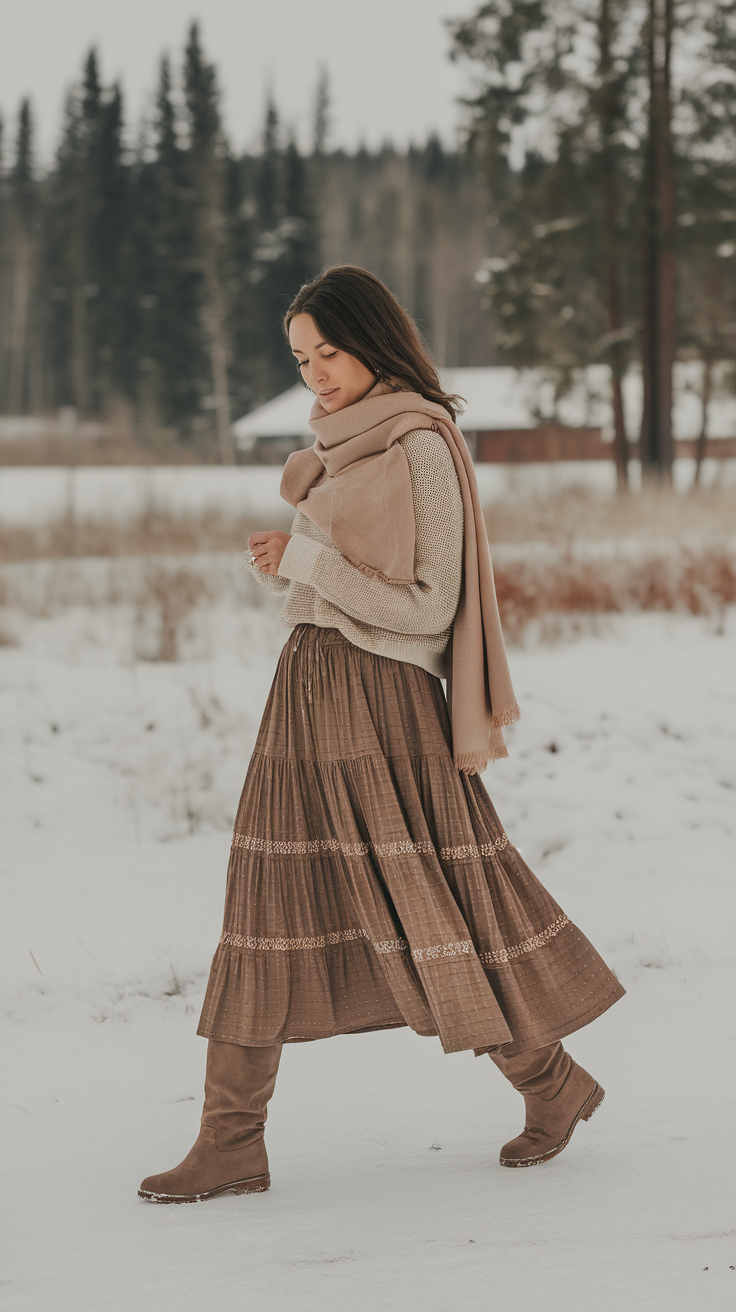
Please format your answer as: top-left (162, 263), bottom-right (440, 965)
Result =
top-left (2, 570), bottom-right (735, 1311)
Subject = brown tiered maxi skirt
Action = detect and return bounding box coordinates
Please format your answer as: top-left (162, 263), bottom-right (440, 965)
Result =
top-left (199, 625), bottom-right (624, 1056)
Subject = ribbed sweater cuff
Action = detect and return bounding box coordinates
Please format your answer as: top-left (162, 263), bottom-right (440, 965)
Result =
top-left (278, 533), bottom-right (325, 583)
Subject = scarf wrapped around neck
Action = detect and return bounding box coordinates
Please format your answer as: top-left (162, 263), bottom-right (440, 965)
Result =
top-left (280, 382), bottom-right (520, 772)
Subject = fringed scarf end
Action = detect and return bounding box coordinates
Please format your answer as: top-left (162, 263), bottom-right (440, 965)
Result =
top-left (487, 738), bottom-right (510, 762)
top-left (491, 704), bottom-right (521, 730)
top-left (455, 716), bottom-right (514, 772)
top-left (455, 750), bottom-right (492, 775)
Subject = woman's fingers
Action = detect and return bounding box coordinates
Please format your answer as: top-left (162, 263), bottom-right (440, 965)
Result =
top-left (249, 542), bottom-right (277, 572)
top-left (248, 530), bottom-right (279, 573)
top-left (248, 530), bottom-right (274, 549)
top-left (248, 531), bottom-right (291, 574)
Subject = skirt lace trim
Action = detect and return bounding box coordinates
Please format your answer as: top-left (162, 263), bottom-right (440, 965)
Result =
top-left (220, 927), bottom-right (407, 955)
top-left (230, 830), bottom-right (509, 863)
top-left (219, 915), bottom-right (569, 967)
top-left (478, 913), bottom-right (570, 966)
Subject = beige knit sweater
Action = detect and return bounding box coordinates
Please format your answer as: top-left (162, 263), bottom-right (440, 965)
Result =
top-left (249, 428), bottom-right (464, 678)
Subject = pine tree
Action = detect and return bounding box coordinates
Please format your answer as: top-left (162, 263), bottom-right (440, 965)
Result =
top-left (134, 54), bottom-right (205, 443)
top-left (312, 66), bottom-right (330, 157)
top-left (640, 0), bottom-right (676, 482)
top-left (247, 99), bottom-right (320, 405)
top-left (7, 100), bottom-right (38, 413)
top-left (674, 2), bottom-right (736, 484)
top-left (258, 97), bottom-right (280, 230)
top-left (224, 141), bottom-right (260, 422)
top-left (43, 50), bottom-right (131, 418)
top-left (92, 80), bottom-right (134, 412)
top-left (451, 3), bottom-right (648, 480)
top-left (592, 0), bottom-right (632, 487)
top-left (51, 56), bottom-right (96, 414)
top-left (451, 0), bottom-right (736, 485)
top-left (282, 137), bottom-right (318, 294)
top-left (183, 22), bottom-right (235, 463)
top-left (455, 18), bottom-right (607, 357)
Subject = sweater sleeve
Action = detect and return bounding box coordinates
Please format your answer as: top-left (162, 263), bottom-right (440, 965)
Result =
top-left (246, 549), bottom-right (291, 595)
top-left (277, 429), bottom-right (463, 636)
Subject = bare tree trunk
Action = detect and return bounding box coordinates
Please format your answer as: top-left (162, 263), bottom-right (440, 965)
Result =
top-left (610, 374), bottom-right (628, 487)
top-left (70, 286), bottom-right (88, 416)
top-left (8, 228), bottom-right (30, 412)
top-left (641, 0), bottom-right (676, 483)
top-left (598, 0), bottom-right (629, 492)
top-left (693, 357), bottom-right (712, 490)
top-left (656, 0), bottom-right (676, 476)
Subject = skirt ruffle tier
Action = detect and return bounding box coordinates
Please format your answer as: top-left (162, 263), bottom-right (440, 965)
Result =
top-left (198, 625), bottom-right (624, 1055)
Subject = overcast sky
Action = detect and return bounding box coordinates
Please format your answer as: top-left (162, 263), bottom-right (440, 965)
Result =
top-left (0, 0), bottom-right (479, 164)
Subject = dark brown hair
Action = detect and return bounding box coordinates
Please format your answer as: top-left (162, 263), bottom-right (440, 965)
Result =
top-left (284, 265), bottom-right (463, 421)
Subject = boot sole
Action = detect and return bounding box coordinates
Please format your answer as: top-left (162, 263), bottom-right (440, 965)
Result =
top-left (499, 1082), bottom-right (605, 1169)
top-left (138, 1173), bottom-right (270, 1203)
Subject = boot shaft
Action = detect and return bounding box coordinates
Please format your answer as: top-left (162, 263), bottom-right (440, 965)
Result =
top-left (491, 1039), bottom-right (572, 1100)
top-left (202, 1040), bottom-right (283, 1151)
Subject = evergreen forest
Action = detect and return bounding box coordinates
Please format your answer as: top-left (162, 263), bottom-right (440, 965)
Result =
top-left (0, 26), bottom-right (492, 461)
top-left (1, 4), bottom-right (736, 473)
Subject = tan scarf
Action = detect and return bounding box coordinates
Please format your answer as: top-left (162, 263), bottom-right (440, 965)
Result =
top-left (281, 382), bottom-right (520, 771)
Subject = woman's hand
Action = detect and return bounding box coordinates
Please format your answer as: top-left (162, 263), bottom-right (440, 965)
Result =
top-left (248, 530), bottom-right (291, 575)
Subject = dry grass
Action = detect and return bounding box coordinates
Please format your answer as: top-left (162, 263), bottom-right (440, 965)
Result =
top-left (484, 485), bottom-right (736, 544)
top-left (0, 436), bottom-right (180, 466)
top-left (1, 485), bottom-right (729, 566)
top-left (0, 508), bottom-right (292, 564)
top-left (1, 543), bottom-right (733, 655)
top-left (0, 485), bottom-right (734, 653)
top-left (136, 566), bottom-right (210, 661)
top-left (494, 547), bottom-right (736, 642)
top-left (1, 484), bottom-right (733, 565)
top-left (0, 554), bottom-right (263, 662)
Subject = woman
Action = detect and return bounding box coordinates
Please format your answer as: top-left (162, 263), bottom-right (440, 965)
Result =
top-left (139, 266), bottom-right (624, 1204)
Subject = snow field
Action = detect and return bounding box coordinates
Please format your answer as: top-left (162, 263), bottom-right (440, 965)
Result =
top-left (1, 565), bottom-right (735, 1311)
top-left (2, 457), bottom-right (735, 530)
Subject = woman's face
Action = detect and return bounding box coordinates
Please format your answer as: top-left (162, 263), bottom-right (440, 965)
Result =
top-left (289, 313), bottom-right (376, 413)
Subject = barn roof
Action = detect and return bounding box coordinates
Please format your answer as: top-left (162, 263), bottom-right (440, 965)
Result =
top-left (232, 364), bottom-right (736, 449)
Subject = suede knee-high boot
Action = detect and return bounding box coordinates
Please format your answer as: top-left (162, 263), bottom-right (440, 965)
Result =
top-left (491, 1041), bottom-right (605, 1168)
top-left (139, 1041), bottom-right (282, 1203)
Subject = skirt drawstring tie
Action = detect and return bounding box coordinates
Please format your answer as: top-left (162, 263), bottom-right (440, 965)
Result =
top-left (291, 628), bottom-right (318, 705)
